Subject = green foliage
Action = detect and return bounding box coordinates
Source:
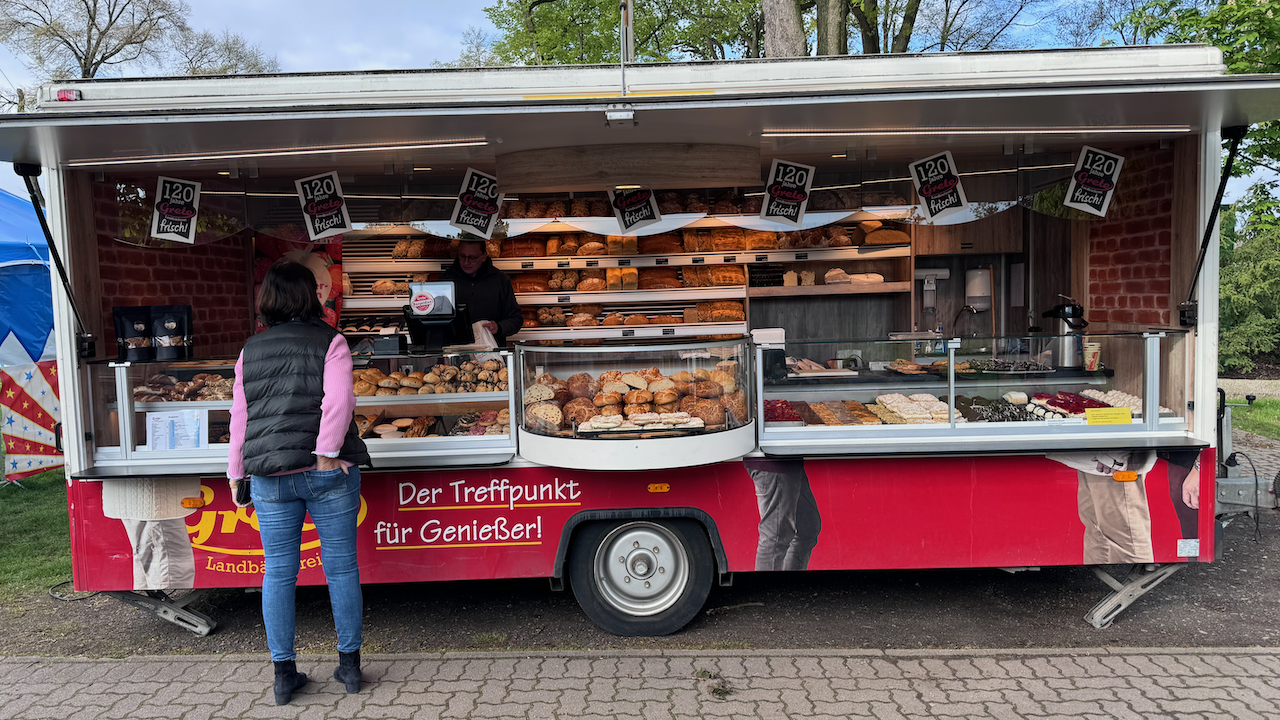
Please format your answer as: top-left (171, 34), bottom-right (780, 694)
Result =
top-left (1226, 397), bottom-right (1280, 440)
top-left (0, 468), bottom-right (72, 602)
top-left (483, 0), bottom-right (766, 65)
top-left (1219, 182), bottom-right (1280, 372)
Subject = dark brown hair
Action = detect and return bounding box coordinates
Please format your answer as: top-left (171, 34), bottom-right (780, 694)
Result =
top-left (257, 259), bottom-right (323, 327)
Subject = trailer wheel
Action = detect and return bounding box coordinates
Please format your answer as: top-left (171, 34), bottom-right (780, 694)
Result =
top-left (569, 519), bottom-right (713, 636)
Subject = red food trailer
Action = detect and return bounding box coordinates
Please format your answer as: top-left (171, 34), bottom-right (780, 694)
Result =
top-left (4, 44), bottom-right (1279, 636)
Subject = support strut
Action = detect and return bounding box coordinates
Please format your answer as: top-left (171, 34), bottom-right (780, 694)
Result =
top-left (105, 589), bottom-right (218, 636)
top-left (1085, 563), bottom-right (1184, 629)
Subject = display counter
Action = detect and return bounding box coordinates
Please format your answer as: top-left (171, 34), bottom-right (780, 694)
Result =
top-left (515, 339), bottom-right (755, 470)
top-left (756, 331), bottom-right (1195, 456)
top-left (81, 350), bottom-right (518, 478)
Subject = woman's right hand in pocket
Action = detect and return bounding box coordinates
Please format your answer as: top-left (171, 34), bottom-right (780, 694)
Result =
top-left (316, 455), bottom-right (349, 474)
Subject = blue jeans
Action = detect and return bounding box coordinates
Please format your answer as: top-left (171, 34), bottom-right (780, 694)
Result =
top-left (251, 466), bottom-right (363, 662)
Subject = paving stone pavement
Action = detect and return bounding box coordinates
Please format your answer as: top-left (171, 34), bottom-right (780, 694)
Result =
top-left (4, 648), bottom-right (1280, 719)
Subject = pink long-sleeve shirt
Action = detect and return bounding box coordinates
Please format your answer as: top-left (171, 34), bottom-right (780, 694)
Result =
top-left (227, 333), bottom-right (356, 480)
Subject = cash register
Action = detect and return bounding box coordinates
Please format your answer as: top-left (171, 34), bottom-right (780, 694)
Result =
top-left (402, 281), bottom-right (473, 353)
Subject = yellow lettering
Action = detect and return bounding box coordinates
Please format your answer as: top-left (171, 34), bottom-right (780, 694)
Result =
top-left (187, 511), bottom-right (218, 545)
top-left (219, 507), bottom-right (260, 534)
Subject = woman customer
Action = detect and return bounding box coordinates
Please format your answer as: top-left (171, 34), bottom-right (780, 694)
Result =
top-left (227, 259), bottom-right (370, 705)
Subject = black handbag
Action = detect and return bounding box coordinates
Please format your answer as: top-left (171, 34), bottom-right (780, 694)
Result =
top-left (235, 479), bottom-right (252, 506)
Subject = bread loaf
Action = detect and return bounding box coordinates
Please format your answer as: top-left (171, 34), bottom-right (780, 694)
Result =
top-left (691, 380), bottom-right (723, 398)
top-left (708, 370), bottom-right (736, 394)
top-left (683, 307), bottom-right (700, 324)
top-left (545, 236), bottom-right (563, 255)
top-left (650, 314), bottom-right (683, 324)
top-left (578, 242), bottom-right (607, 256)
top-left (682, 230), bottom-right (701, 253)
top-left (621, 373), bottom-right (648, 389)
top-left (576, 278), bottom-right (607, 291)
top-left (601, 312), bottom-right (625, 325)
top-left (571, 303), bottom-right (603, 315)
top-left (567, 313), bottom-right (598, 327)
top-left (621, 267), bottom-right (638, 290)
top-left (512, 272), bottom-right (551, 293)
top-left (744, 230), bottom-right (778, 250)
top-left (864, 228), bottom-right (911, 245)
top-left (624, 314), bottom-right (649, 325)
top-left (563, 397), bottom-right (597, 425)
top-left (648, 378), bottom-right (675, 393)
top-left (602, 380), bottom-right (631, 395)
top-left (371, 279), bottom-right (397, 295)
top-left (687, 398), bottom-right (724, 425)
top-left (503, 237), bottom-right (547, 257)
top-left (606, 236), bottom-right (626, 255)
top-left (710, 265), bottom-right (746, 286)
top-left (638, 234), bottom-right (683, 255)
top-left (606, 267), bottom-right (623, 291)
top-left (639, 274), bottom-right (683, 290)
top-left (527, 402), bottom-right (563, 431)
top-left (710, 228), bottom-right (745, 251)
top-left (567, 372), bottom-right (600, 398)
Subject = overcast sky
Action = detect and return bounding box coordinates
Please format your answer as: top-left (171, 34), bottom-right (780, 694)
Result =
top-left (0, 1), bottom-right (1265, 202)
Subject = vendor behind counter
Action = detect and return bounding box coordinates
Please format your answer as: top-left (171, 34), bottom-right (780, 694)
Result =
top-left (440, 239), bottom-right (523, 346)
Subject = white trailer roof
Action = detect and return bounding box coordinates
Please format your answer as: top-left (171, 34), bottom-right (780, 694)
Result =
top-left (1, 45), bottom-right (1277, 172)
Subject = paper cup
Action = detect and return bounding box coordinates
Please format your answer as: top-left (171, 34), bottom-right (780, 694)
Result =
top-left (1083, 342), bottom-right (1101, 371)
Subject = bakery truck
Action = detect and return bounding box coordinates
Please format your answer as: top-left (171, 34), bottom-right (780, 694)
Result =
top-left (2, 44), bottom-right (1279, 636)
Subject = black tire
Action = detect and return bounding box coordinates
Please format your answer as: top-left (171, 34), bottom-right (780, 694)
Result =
top-left (568, 518), bottom-right (714, 636)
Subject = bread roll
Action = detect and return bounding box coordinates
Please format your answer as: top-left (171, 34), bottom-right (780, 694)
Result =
top-left (594, 391), bottom-right (623, 407)
top-left (578, 242), bottom-right (607, 256)
top-left (648, 378), bottom-right (675, 393)
top-left (601, 312), bottom-right (625, 325)
top-left (624, 314), bottom-right (649, 325)
top-left (354, 381), bottom-right (376, 396)
top-left (671, 371), bottom-right (694, 382)
top-left (721, 389), bottom-right (749, 424)
top-left (375, 388), bottom-right (396, 396)
top-left (602, 381), bottom-right (631, 395)
top-left (598, 403), bottom-right (623, 416)
top-left (692, 380), bottom-right (724, 398)
top-left (654, 401), bottom-right (679, 413)
top-left (378, 378), bottom-right (401, 389)
top-left (624, 389), bottom-right (653, 404)
top-left (624, 403), bottom-right (653, 417)
top-left (621, 373), bottom-right (648, 389)
top-left (417, 385), bottom-right (436, 394)
top-left (563, 397), bottom-right (597, 425)
top-left (693, 368), bottom-right (712, 381)
top-left (598, 370), bottom-right (622, 383)
top-left (400, 377), bottom-right (424, 389)
top-left (652, 388), bottom-right (679, 405)
top-left (398, 387), bottom-right (417, 395)
top-left (708, 370), bottom-right (736, 394)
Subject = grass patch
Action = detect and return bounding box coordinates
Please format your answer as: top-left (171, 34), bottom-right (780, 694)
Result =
top-left (1229, 397), bottom-right (1280, 440)
top-left (0, 468), bottom-right (72, 602)
top-left (470, 631), bottom-right (508, 648)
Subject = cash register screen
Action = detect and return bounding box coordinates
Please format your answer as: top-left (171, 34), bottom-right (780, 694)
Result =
top-left (408, 282), bottom-right (456, 316)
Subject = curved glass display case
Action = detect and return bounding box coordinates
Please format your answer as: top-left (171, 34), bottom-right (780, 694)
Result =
top-left (516, 339), bottom-right (755, 470)
top-left (756, 331), bottom-right (1194, 456)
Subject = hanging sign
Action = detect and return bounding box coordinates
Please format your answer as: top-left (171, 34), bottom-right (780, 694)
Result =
top-left (295, 171), bottom-right (352, 241)
top-left (450, 168), bottom-right (505, 239)
top-left (1063, 146), bottom-right (1125, 217)
top-left (607, 187), bottom-right (662, 233)
top-left (909, 151), bottom-right (969, 221)
top-left (150, 177), bottom-right (201, 244)
top-left (760, 159), bottom-right (815, 227)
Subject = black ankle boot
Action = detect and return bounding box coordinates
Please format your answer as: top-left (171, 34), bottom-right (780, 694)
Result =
top-left (273, 660), bottom-right (308, 705)
top-left (334, 650), bottom-right (362, 693)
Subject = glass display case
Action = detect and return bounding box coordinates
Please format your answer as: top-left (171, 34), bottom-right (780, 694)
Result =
top-left (756, 332), bottom-right (1193, 456)
top-left (84, 351), bottom-right (517, 476)
top-left (516, 339), bottom-right (755, 470)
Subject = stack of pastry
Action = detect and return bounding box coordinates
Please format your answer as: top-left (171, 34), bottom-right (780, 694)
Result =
top-left (352, 359), bottom-right (508, 397)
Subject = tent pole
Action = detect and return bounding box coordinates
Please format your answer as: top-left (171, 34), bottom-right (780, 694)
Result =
top-left (14, 164), bottom-right (93, 357)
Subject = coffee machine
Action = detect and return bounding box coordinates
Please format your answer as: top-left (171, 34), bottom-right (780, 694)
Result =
top-left (402, 281), bottom-right (472, 353)
top-left (1041, 297), bottom-right (1089, 368)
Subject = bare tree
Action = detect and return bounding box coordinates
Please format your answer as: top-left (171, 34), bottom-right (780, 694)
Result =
top-left (0, 0), bottom-right (189, 79)
top-left (763, 0), bottom-right (807, 56)
top-left (172, 28), bottom-right (279, 75)
top-left (432, 26), bottom-right (503, 68)
top-left (850, 0), bottom-right (924, 54)
top-left (915, 0), bottom-right (1046, 52)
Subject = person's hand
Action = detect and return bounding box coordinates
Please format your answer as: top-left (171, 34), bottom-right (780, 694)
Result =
top-left (317, 455), bottom-right (349, 474)
top-left (229, 479), bottom-right (252, 508)
top-left (1182, 464), bottom-right (1200, 510)
top-left (481, 320), bottom-right (500, 335)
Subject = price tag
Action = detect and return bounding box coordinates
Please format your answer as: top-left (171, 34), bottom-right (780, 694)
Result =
top-left (693, 257), bottom-right (705, 264)
top-left (607, 187), bottom-right (662, 233)
top-left (760, 158), bottom-right (815, 227)
top-left (1085, 407), bottom-right (1134, 425)
top-left (150, 176), bottom-right (201, 244)
top-left (294, 170), bottom-right (352, 241)
top-left (662, 328), bottom-right (675, 335)
top-left (440, 263), bottom-right (451, 271)
top-left (723, 256), bottom-right (736, 263)
top-left (557, 296), bottom-right (570, 303)
top-left (755, 254), bottom-right (768, 262)
top-left (655, 258), bottom-right (668, 266)
top-left (1064, 146), bottom-right (1125, 218)
top-left (618, 259), bottom-right (631, 267)
top-left (521, 261), bottom-right (534, 269)
top-left (557, 260), bottom-right (570, 268)
top-left (622, 329), bottom-right (635, 337)
top-left (909, 150), bottom-right (969, 221)
top-left (586, 260), bottom-right (599, 268)
top-left (449, 167), bottom-right (504, 239)
top-left (794, 252), bottom-right (808, 261)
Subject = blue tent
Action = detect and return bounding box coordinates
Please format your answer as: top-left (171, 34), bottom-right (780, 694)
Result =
top-left (0, 187), bottom-right (54, 366)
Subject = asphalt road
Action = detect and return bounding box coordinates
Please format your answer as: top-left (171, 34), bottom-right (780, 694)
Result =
top-left (4, 505), bottom-right (1280, 658)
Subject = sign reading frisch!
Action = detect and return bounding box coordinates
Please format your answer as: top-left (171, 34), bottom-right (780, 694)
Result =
top-left (450, 168), bottom-right (505, 240)
top-left (760, 159), bottom-right (815, 227)
top-left (607, 187), bottom-right (662, 233)
top-left (295, 171), bottom-right (353, 241)
top-left (909, 150), bottom-right (969, 221)
top-left (150, 176), bottom-right (201, 244)
top-left (1063, 146), bottom-right (1125, 218)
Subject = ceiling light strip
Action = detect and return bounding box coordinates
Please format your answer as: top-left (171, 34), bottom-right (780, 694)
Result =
top-left (761, 126), bottom-right (1189, 137)
top-left (67, 140), bottom-right (488, 167)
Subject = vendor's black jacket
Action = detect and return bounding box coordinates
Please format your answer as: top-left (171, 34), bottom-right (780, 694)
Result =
top-left (441, 257), bottom-right (523, 345)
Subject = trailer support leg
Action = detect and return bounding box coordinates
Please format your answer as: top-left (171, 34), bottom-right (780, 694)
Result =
top-left (105, 589), bottom-right (217, 636)
top-left (1085, 563), bottom-right (1184, 629)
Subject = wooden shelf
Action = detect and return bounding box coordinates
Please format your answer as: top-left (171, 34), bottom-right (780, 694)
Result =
top-left (748, 281), bottom-right (912, 298)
